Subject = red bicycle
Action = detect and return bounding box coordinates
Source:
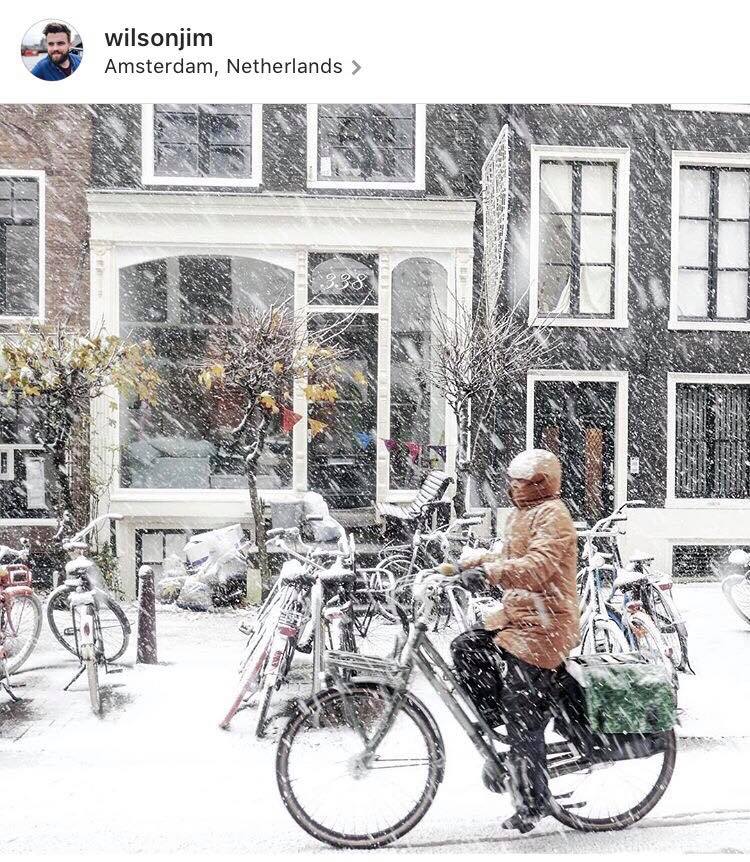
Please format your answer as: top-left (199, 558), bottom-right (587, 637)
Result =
top-left (0, 547), bottom-right (42, 699)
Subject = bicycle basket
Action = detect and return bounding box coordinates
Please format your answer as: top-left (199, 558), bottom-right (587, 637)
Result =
top-left (563, 653), bottom-right (677, 734)
top-left (0, 564), bottom-right (32, 588)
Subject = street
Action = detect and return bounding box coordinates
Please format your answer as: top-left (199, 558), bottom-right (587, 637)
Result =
top-left (2, 581), bottom-right (749, 854)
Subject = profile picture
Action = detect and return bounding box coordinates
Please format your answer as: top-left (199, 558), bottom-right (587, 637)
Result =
top-left (20, 20), bottom-right (82, 81)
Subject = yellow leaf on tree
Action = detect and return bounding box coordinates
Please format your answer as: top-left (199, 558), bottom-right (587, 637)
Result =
top-left (259, 392), bottom-right (278, 412)
top-left (352, 371), bottom-right (367, 385)
top-left (272, 361), bottom-right (284, 375)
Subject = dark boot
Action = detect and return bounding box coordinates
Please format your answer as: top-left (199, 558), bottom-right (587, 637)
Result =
top-left (501, 810), bottom-right (543, 834)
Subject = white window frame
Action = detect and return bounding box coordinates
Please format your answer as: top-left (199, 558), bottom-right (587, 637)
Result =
top-left (306, 104), bottom-right (426, 190)
top-left (670, 105), bottom-right (750, 114)
top-left (0, 169), bottom-right (45, 324)
top-left (669, 150), bottom-right (750, 332)
top-left (528, 145), bottom-right (630, 329)
top-left (140, 104), bottom-right (263, 188)
top-left (667, 371), bottom-right (750, 508)
top-left (525, 369), bottom-right (629, 511)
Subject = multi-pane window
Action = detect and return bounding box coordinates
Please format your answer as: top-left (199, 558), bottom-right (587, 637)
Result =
top-left (0, 401), bottom-right (53, 518)
top-left (0, 176), bottom-right (40, 316)
top-left (152, 105), bottom-right (255, 180)
top-left (538, 160), bottom-right (617, 318)
top-left (677, 166), bottom-right (750, 320)
top-left (316, 105), bottom-right (417, 183)
top-left (675, 384), bottom-right (750, 498)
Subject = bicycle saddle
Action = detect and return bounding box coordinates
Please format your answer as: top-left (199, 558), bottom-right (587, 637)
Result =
top-left (613, 569), bottom-right (649, 590)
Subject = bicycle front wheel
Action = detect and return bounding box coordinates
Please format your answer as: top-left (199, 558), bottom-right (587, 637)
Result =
top-left (87, 657), bottom-right (102, 715)
top-left (277, 685), bottom-right (442, 849)
top-left (5, 593), bottom-right (43, 674)
top-left (722, 574), bottom-right (750, 626)
top-left (549, 730), bottom-right (676, 831)
top-left (47, 585), bottom-right (130, 662)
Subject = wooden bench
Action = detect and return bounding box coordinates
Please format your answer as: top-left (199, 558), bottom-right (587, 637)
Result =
top-left (377, 470), bottom-right (453, 536)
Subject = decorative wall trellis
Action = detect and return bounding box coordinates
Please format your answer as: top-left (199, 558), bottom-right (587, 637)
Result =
top-left (481, 124), bottom-right (510, 318)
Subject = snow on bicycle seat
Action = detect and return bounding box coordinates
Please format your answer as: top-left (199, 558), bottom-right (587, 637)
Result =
top-left (628, 551), bottom-right (655, 564)
top-left (613, 569), bottom-right (650, 590)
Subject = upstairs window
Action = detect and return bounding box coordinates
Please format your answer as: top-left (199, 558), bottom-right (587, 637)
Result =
top-left (676, 166), bottom-right (750, 321)
top-left (308, 104), bottom-right (426, 189)
top-left (142, 104), bottom-right (262, 187)
top-left (538, 160), bottom-right (617, 318)
top-left (0, 174), bottom-right (42, 318)
top-left (529, 146), bottom-right (629, 328)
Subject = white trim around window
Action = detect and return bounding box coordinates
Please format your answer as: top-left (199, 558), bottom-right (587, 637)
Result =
top-left (670, 105), bottom-right (750, 115)
top-left (669, 150), bottom-right (750, 331)
top-left (140, 104), bottom-right (263, 188)
top-left (666, 371), bottom-right (750, 508)
top-left (525, 368), bottom-right (629, 510)
top-left (0, 169), bottom-right (45, 324)
top-left (306, 104), bottom-right (426, 191)
top-left (528, 145), bottom-right (630, 329)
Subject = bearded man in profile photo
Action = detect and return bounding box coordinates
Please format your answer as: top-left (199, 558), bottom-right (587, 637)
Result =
top-left (31, 22), bottom-right (81, 81)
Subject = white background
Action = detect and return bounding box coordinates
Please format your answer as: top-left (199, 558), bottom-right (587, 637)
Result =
top-left (1, 0), bottom-right (749, 103)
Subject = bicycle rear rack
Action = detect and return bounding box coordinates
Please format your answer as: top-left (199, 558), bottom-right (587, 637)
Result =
top-left (325, 649), bottom-right (405, 682)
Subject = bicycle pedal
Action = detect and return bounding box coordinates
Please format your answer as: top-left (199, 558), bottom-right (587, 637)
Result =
top-left (238, 622), bottom-right (253, 635)
top-left (63, 627), bottom-right (76, 636)
top-left (107, 666), bottom-right (124, 674)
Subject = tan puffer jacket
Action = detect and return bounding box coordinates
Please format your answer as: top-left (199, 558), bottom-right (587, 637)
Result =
top-left (482, 450), bottom-right (580, 670)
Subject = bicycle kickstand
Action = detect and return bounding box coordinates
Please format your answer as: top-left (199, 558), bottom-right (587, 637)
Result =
top-left (63, 663), bottom-right (86, 691)
top-left (1, 676), bottom-right (22, 701)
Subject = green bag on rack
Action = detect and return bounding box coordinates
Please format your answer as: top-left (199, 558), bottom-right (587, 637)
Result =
top-left (564, 653), bottom-right (677, 734)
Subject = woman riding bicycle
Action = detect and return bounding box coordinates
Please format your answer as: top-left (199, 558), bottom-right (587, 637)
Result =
top-left (449, 448), bottom-right (579, 834)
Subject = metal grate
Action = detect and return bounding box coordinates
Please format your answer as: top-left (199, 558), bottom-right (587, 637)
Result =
top-left (675, 384), bottom-right (750, 498)
top-left (672, 544), bottom-right (750, 582)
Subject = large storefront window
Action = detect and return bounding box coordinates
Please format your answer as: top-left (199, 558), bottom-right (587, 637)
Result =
top-left (119, 255), bottom-right (294, 490)
top-left (389, 258), bottom-right (447, 488)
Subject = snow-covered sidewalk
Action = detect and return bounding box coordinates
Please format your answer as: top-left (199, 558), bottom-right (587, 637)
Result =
top-left (2, 582), bottom-right (750, 854)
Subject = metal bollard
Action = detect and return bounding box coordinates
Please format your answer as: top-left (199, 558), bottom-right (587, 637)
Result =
top-left (136, 564), bottom-right (157, 664)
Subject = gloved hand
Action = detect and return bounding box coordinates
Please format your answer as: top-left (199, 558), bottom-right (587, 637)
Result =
top-left (458, 548), bottom-right (487, 571)
top-left (457, 567), bottom-right (487, 593)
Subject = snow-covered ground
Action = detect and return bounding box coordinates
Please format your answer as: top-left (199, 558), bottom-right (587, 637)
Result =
top-left (3, 582), bottom-right (750, 854)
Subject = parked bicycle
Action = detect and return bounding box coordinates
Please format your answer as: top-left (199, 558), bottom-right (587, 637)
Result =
top-left (220, 526), bottom-right (360, 737)
top-left (49, 513), bottom-right (130, 715)
top-left (721, 548), bottom-right (750, 626)
top-left (275, 566), bottom-right (677, 849)
top-left (0, 553), bottom-right (39, 701)
top-left (0, 540), bottom-right (42, 677)
top-left (577, 502), bottom-right (688, 675)
top-left (47, 516), bottom-right (130, 665)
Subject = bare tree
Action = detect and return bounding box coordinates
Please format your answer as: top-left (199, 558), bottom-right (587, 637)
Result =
top-left (196, 304), bottom-right (346, 595)
top-left (428, 291), bottom-right (555, 516)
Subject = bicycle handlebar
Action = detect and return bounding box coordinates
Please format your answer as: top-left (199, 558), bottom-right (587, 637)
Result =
top-left (62, 513), bottom-right (124, 551)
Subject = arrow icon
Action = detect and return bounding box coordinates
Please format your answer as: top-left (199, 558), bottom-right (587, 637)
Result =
top-left (352, 59), bottom-right (361, 75)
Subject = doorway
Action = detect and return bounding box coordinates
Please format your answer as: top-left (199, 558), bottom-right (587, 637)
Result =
top-left (532, 379), bottom-right (617, 525)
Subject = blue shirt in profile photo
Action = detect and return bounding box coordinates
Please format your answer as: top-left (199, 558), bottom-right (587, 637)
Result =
top-left (31, 52), bottom-right (81, 81)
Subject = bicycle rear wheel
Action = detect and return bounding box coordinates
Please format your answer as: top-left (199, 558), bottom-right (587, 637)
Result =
top-left (5, 593), bottom-right (43, 674)
top-left (277, 685), bottom-right (442, 849)
top-left (549, 730), bottom-right (676, 831)
top-left (47, 585), bottom-right (130, 662)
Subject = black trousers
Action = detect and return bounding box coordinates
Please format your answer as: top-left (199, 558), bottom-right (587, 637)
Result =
top-left (450, 629), bottom-right (557, 815)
